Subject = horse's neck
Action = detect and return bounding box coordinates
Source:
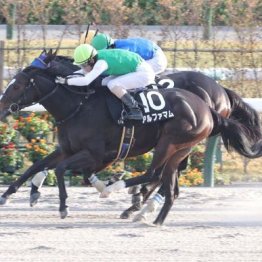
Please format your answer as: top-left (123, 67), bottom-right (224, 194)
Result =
top-left (39, 83), bottom-right (83, 123)
top-left (40, 88), bottom-right (109, 128)
top-left (35, 74), bottom-right (106, 125)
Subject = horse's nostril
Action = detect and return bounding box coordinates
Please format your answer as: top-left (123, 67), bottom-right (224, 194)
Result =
top-left (9, 103), bottom-right (19, 113)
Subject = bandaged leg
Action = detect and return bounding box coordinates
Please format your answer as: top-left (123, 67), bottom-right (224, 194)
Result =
top-left (88, 174), bottom-right (106, 193)
top-left (133, 193), bottom-right (164, 222)
top-left (31, 170), bottom-right (48, 188)
top-left (100, 180), bottom-right (126, 198)
top-left (30, 170), bottom-right (48, 207)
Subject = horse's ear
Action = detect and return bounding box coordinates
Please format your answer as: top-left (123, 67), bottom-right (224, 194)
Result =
top-left (38, 49), bottom-right (47, 58)
top-left (43, 49), bottom-right (56, 65)
top-left (47, 49), bottom-right (52, 56)
top-left (53, 48), bottom-right (59, 57)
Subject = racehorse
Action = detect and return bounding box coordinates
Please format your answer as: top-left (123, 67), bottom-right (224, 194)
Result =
top-left (0, 51), bottom-right (261, 225)
top-left (120, 71), bottom-right (262, 220)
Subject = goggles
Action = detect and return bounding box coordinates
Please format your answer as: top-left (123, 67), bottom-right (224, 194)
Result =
top-left (80, 61), bottom-right (90, 69)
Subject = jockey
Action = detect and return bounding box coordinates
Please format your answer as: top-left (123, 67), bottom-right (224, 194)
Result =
top-left (91, 33), bottom-right (167, 75)
top-left (55, 44), bottom-right (155, 121)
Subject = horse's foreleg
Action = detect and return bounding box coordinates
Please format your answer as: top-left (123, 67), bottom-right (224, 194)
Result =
top-left (55, 150), bottom-right (98, 218)
top-left (30, 149), bottom-right (65, 206)
top-left (100, 135), bottom-right (178, 198)
top-left (0, 149), bottom-right (63, 205)
top-left (120, 192), bottom-right (143, 219)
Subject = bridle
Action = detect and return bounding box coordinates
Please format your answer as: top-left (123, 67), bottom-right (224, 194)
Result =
top-left (4, 70), bottom-right (95, 125)
top-left (2, 71), bottom-right (60, 114)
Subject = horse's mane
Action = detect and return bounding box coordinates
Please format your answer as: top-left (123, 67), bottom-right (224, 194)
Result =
top-left (23, 66), bottom-right (56, 83)
top-left (47, 55), bottom-right (79, 77)
top-left (54, 56), bottom-right (78, 71)
top-left (49, 55), bottom-right (106, 92)
top-left (24, 53), bottom-right (105, 95)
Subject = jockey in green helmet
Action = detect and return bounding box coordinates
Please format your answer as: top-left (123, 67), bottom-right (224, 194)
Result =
top-left (55, 44), bottom-right (155, 121)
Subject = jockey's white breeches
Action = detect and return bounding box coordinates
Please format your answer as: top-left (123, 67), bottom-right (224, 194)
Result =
top-left (103, 61), bottom-right (155, 98)
top-left (146, 48), bottom-right (167, 75)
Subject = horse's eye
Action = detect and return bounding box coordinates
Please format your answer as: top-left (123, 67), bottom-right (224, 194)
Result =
top-left (13, 85), bottom-right (20, 90)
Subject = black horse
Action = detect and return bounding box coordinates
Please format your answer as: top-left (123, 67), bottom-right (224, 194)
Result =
top-left (0, 51), bottom-right (261, 225)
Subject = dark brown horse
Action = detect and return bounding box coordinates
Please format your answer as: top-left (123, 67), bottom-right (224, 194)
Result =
top-left (120, 71), bottom-right (262, 220)
top-left (0, 52), bottom-right (261, 225)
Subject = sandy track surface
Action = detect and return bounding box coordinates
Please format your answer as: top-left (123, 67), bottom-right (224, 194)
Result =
top-left (0, 186), bottom-right (262, 262)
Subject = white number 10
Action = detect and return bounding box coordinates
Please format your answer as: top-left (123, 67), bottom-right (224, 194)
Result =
top-left (139, 91), bottom-right (166, 113)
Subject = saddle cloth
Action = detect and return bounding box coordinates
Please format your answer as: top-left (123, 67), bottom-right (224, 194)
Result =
top-left (106, 88), bottom-right (174, 125)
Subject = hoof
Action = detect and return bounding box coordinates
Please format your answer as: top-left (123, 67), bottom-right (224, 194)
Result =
top-left (100, 189), bottom-right (111, 198)
top-left (60, 207), bottom-right (69, 219)
top-left (0, 196), bottom-right (7, 205)
top-left (30, 192), bottom-right (41, 207)
top-left (133, 213), bottom-right (147, 223)
top-left (120, 210), bottom-right (131, 219)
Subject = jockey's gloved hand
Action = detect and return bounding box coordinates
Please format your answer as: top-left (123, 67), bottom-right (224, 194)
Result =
top-left (55, 76), bottom-right (68, 85)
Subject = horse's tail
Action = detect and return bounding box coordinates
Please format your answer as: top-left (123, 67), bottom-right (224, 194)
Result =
top-left (210, 109), bottom-right (262, 159)
top-left (224, 87), bottom-right (262, 143)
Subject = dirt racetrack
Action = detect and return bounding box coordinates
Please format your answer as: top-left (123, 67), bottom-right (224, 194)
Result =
top-left (0, 185), bottom-right (262, 262)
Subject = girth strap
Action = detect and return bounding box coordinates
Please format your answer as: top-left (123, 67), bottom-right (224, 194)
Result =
top-left (113, 125), bottom-right (135, 164)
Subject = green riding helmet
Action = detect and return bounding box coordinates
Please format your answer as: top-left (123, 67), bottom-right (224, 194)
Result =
top-left (73, 44), bottom-right (97, 65)
top-left (91, 33), bottom-right (114, 50)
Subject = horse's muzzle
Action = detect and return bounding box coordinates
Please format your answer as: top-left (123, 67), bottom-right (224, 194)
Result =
top-left (0, 109), bottom-right (11, 121)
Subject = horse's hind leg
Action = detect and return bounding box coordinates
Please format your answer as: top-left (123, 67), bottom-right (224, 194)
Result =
top-left (133, 157), bottom-right (185, 221)
top-left (120, 180), bottom-right (161, 219)
top-left (120, 165), bottom-right (164, 219)
top-left (133, 170), bottom-right (181, 222)
top-left (153, 148), bottom-right (191, 226)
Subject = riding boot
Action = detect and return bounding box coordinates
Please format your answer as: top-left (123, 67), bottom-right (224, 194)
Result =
top-left (121, 93), bottom-right (143, 120)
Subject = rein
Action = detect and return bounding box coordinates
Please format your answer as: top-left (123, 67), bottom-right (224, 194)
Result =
top-left (55, 85), bottom-right (95, 126)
